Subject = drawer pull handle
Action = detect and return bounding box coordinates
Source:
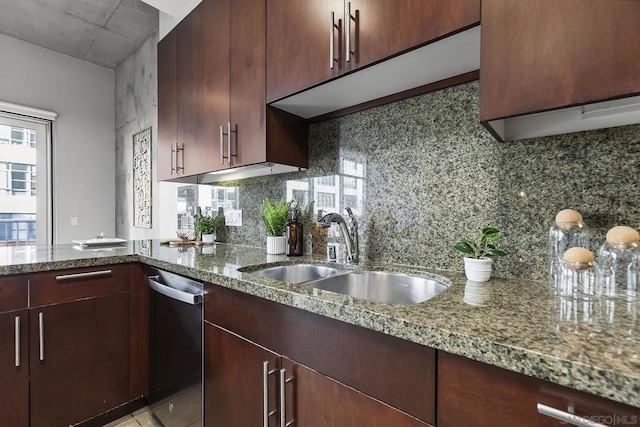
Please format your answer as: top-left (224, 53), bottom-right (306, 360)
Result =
top-left (14, 316), bottom-right (20, 367)
top-left (537, 403), bottom-right (607, 427)
top-left (220, 125), bottom-right (225, 165)
top-left (38, 312), bottom-right (44, 361)
top-left (346, 2), bottom-right (354, 62)
top-left (55, 270), bottom-right (112, 282)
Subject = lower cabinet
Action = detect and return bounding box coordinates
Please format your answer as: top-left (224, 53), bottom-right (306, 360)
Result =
top-left (0, 275), bottom-right (29, 427)
top-left (0, 309), bottom-right (28, 427)
top-left (204, 322), bottom-right (429, 427)
top-left (438, 351), bottom-right (640, 427)
top-left (28, 265), bottom-right (132, 427)
top-left (203, 284), bottom-right (434, 426)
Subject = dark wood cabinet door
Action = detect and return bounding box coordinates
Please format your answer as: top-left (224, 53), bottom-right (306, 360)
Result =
top-left (202, 0), bottom-right (230, 173)
top-left (0, 310), bottom-right (28, 427)
top-left (266, 0), bottom-right (344, 102)
top-left (282, 358), bottom-right (430, 427)
top-left (438, 351), bottom-right (640, 427)
top-left (229, 0), bottom-right (267, 167)
top-left (30, 293), bottom-right (130, 427)
top-left (176, 6), bottom-right (207, 176)
top-left (204, 322), bottom-right (280, 427)
top-left (480, 0), bottom-right (640, 122)
top-left (346, 0), bottom-right (479, 72)
top-left (157, 30), bottom-right (177, 181)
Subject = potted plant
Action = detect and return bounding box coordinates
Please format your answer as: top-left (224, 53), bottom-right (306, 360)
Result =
top-left (196, 215), bottom-right (220, 244)
top-left (454, 227), bottom-right (507, 282)
top-left (260, 198), bottom-right (290, 254)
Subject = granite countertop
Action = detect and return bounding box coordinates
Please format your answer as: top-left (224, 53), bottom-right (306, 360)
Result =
top-left (1, 241), bottom-right (639, 408)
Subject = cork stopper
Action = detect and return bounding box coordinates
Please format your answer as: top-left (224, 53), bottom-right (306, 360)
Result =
top-left (563, 247), bottom-right (594, 270)
top-left (606, 226), bottom-right (640, 249)
top-left (555, 209), bottom-right (584, 230)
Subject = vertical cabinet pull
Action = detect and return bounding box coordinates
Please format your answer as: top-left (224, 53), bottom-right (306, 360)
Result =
top-left (330, 12), bottom-right (338, 69)
top-left (170, 142), bottom-right (176, 174)
top-left (227, 123), bottom-right (237, 166)
top-left (537, 403), bottom-right (607, 427)
top-left (263, 361), bottom-right (278, 426)
top-left (175, 143), bottom-right (183, 173)
top-left (279, 368), bottom-right (295, 427)
top-left (38, 312), bottom-right (44, 361)
top-left (220, 125), bottom-right (225, 165)
top-left (346, 2), bottom-right (352, 62)
top-left (14, 316), bottom-right (20, 367)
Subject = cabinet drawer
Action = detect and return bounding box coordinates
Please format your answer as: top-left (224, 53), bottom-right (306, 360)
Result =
top-left (438, 351), bottom-right (640, 427)
top-left (0, 275), bottom-right (28, 313)
top-left (205, 284), bottom-right (436, 424)
top-left (30, 264), bottom-right (130, 307)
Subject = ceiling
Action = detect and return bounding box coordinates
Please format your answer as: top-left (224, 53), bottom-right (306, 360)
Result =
top-left (0, 0), bottom-right (159, 69)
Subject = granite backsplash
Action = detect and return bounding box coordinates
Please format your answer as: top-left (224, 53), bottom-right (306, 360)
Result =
top-left (219, 81), bottom-right (640, 281)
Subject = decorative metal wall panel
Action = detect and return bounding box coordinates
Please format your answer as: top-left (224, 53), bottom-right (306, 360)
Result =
top-left (133, 127), bottom-right (152, 228)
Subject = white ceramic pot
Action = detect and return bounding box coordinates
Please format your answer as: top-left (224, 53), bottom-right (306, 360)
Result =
top-left (463, 280), bottom-right (492, 306)
top-left (463, 257), bottom-right (493, 282)
top-left (266, 236), bottom-right (286, 255)
top-left (201, 234), bottom-right (215, 244)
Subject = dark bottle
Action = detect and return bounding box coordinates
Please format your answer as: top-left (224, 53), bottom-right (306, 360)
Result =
top-left (286, 208), bottom-right (303, 256)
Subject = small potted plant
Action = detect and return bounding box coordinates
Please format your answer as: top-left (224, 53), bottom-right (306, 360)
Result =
top-left (454, 227), bottom-right (507, 282)
top-left (196, 215), bottom-right (220, 244)
top-left (260, 197), bottom-right (290, 254)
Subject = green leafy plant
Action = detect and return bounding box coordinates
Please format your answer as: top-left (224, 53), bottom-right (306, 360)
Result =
top-left (196, 215), bottom-right (221, 235)
top-left (260, 198), bottom-right (290, 237)
top-left (454, 227), bottom-right (507, 259)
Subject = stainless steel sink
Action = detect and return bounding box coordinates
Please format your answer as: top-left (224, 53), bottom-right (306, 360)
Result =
top-left (247, 264), bottom-right (351, 285)
top-left (305, 271), bottom-right (449, 304)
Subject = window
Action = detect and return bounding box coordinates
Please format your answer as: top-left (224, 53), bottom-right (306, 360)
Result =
top-left (317, 192), bottom-right (335, 208)
top-left (0, 113), bottom-right (53, 246)
top-left (0, 162), bottom-right (36, 196)
top-left (316, 175), bottom-right (335, 186)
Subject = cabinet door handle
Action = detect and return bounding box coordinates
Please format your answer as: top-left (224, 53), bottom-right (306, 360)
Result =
top-left (220, 125), bottom-right (225, 165)
top-left (38, 312), bottom-right (44, 361)
top-left (227, 122), bottom-right (233, 166)
top-left (279, 368), bottom-right (295, 427)
top-left (263, 361), bottom-right (278, 427)
top-left (14, 316), bottom-right (20, 367)
top-left (346, 2), bottom-right (352, 62)
top-left (175, 143), bottom-right (183, 173)
top-left (170, 143), bottom-right (176, 174)
top-left (55, 269), bottom-right (112, 282)
top-left (330, 11), bottom-right (338, 69)
top-left (537, 403), bottom-right (607, 427)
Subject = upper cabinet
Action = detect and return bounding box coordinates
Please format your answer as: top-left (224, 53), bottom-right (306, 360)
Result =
top-left (480, 0), bottom-right (640, 142)
top-left (267, 0), bottom-right (480, 118)
top-left (157, 0), bottom-right (308, 184)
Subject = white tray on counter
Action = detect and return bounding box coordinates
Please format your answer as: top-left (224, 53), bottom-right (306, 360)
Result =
top-left (73, 238), bottom-right (127, 247)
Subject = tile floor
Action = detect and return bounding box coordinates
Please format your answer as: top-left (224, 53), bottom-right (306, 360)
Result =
top-left (104, 386), bottom-right (202, 427)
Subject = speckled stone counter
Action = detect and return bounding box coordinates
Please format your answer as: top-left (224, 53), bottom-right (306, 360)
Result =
top-left (1, 241), bottom-right (639, 408)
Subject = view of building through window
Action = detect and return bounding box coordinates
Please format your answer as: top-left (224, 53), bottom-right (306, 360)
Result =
top-left (286, 151), bottom-right (366, 220)
top-left (0, 123), bottom-right (37, 245)
top-left (176, 184), bottom-right (239, 232)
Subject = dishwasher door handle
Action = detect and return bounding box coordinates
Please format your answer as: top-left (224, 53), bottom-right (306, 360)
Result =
top-left (147, 276), bottom-right (203, 305)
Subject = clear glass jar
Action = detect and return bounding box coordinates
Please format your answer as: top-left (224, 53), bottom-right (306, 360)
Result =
top-left (558, 247), bottom-right (599, 299)
top-left (548, 209), bottom-right (590, 291)
top-left (598, 226), bottom-right (639, 300)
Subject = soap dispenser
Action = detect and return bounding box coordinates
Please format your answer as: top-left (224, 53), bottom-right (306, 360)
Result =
top-left (286, 206), bottom-right (303, 256)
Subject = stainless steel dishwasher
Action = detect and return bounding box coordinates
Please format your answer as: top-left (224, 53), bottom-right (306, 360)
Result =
top-left (146, 267), bottom-right (203, 427)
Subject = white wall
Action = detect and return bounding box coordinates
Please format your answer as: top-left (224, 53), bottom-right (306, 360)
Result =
top-left (0, 34), bottom-right (115, 244)
top-left (158, 0), bottom-right (202, 40)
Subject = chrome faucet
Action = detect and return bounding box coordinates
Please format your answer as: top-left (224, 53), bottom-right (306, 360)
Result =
top-left (317, 207), bottom-right (359, 263)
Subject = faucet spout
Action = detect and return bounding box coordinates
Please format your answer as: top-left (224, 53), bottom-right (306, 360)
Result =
top-left (317, 209), bottom-right (359, 263)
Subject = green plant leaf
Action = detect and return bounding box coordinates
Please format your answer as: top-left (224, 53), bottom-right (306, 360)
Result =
top-left (454, 242), bottom-right (474, 254)
top-left (482, 227), bottom-right (500, 235)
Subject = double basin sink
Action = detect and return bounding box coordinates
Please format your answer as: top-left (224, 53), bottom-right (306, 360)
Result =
top-left (246, 263), bottom-right (449, 304)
